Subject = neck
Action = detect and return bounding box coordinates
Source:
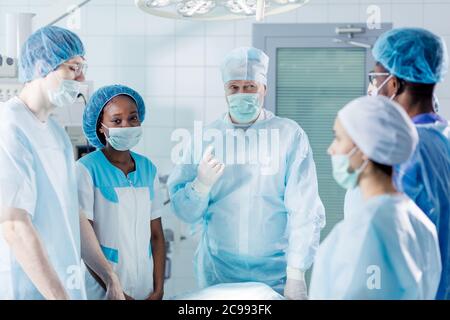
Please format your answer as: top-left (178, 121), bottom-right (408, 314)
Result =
top-left (359, 169), bottom-right (397, 200)
top-left (18, 80), bottom-right (54, 122)
top-left (102, 146), bottom-right (131, 163)
top-left (395, 94), bottom-right (434, 118)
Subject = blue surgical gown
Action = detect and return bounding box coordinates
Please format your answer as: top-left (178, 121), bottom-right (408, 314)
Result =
top-left (167, 110), bottom-right (325, 293)
top-left (0, 97), bottom-right (86, 300)
top-left (345, 113), bottom-right (450, 300)
top-left (311, 194), bottom-right (441, 300)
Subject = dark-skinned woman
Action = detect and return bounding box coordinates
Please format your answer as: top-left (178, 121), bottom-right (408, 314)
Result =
top-left (77, 84), bottom-right (165, 300)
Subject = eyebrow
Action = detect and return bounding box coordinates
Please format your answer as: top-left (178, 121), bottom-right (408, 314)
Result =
top-left (110, 110), bottom-right (138, 116)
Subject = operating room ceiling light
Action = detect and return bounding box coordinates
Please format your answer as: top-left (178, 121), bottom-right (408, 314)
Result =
top-left (135, 0), bottom-right (310, 21)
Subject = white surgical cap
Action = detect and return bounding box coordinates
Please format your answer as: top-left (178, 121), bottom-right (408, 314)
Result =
top-left (338, 96), bottom-right (418, 165)
top-left (220, 47), bottom-right (269, 85)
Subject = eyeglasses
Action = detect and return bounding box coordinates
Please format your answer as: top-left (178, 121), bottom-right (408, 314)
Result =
top-left (368, 72), bottom-right (390, 86)
top-left (63, 62), bottom-right (88, 76)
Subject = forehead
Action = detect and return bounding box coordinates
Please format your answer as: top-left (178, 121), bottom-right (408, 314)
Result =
top-left (103, 95), bottom-right (138, 114)
top-left (374, 62), bottom-right (388, 72)
top-left (66, 56), bottom-right (85, 64)
top-left (334, 118), bottom-right (346, 134)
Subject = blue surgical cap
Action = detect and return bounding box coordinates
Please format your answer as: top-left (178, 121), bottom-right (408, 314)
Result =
top-left (83, 85), bottom-right (146, 149)
top-left (338, 96), bottom-right (418, 166)
top-left (19, 26), bottom-right (85, 83)
top-left (372, 28), bottom-right (448, 84)
top-left (221, 47), bottom-right (269, 85)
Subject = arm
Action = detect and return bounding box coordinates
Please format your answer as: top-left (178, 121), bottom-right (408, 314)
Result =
top-left (79, 211), bottom-right (125, 300)
top-left (147, 218), bottom-right (165, 300)
top-left (283, 130), bottom-right (326, 299)
top-left (75, 162), bottom-right (124, 300)
top-left (0, 127), bottom-right (68, 299)
top-left (284, 130), bottom-right (325, 272)
top-left (1, 208), bottom-right (69, 300)
top-left (394, 138), bottom-right (434, 218)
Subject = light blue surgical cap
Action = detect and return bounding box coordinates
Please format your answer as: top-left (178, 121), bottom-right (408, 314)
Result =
top-left (83, 85), bottom-right (146, 149)
top-left (338, 96), bottom-right (418, 165)
top-left (19, 26), bottom-right (85, 83)
top-left (372, 28), bottom-right (448, 84)
top-left (220, 47), bottom-right (269, 85)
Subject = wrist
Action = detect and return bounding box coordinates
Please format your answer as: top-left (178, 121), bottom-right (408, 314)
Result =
top-left (104, 271), bottom-right (119, 287)
top-left (48, 282), bottom-right (69, 300)
top-left (286, 266), bottom-right (305, 281)
top-left (192, 178), bottom-right (211, 195)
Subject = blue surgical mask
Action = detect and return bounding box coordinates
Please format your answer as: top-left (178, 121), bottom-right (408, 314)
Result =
top-left (227, 93), bottom-right (262, 124)
top-left (101, 123), bottom-right (143, 151)
top-left (48, 79), bottom-right (81, 108)
top-left (331, 147), bottom-right (368, 190)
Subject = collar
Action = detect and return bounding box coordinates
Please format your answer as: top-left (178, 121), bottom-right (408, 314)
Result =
top-left (412, 112), bottom-right (447, 125)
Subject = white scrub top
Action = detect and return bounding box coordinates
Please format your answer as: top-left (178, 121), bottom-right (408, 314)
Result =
top-left (310, 194), bottom-right (441, 300)
top-left (76, 150), bottom-right (164, 300)
top-left (0, 97), bottom-right (86, 300)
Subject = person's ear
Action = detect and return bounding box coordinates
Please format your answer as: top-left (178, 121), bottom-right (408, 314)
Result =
top-left (391, 76), bottom-right (402, 94)
top-left (355, 149), bottom-right (368, 164)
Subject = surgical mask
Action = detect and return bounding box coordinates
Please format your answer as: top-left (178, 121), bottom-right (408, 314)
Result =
top-left (48, 79), bottom-right (81, 108)
top-left (227, 93), bottom-right (262, 124)
top-left (368, 74), bottom-right (395, 99)
top-left (101, 123), bottom-right (143, 151)
top-left (331, 147), bottom-right (368, 190)
top-left (433, 94), bottom-right (440, 113)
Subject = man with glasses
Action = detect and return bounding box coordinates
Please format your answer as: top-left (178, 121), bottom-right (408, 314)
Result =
top-left (0, 26), bottom-right (124, 300)
top-left (345, 27), bottom-right (450, 300)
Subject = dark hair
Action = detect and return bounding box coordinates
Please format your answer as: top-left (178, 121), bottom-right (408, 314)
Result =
top-left (372, 161), bottom-right (393, 177)
top-left (389, 76), bottom-right (435, 114)
top-left (376, 62), bottom-right (435, 106)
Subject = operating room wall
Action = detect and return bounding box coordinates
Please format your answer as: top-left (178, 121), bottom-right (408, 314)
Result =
top-left (1, 0), bottom-right (449, 177)
top-left (0, 0), bottom-right (449, 296)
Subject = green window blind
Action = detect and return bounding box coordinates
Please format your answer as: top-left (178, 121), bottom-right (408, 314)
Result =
top-left (276, 47), bottom-right (366, 240)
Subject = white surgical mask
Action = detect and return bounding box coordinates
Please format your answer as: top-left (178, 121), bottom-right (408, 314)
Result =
top-left (101, 123), bottom-right (143, 151)
top-left (331, 147), bottom-right (368, 190)
top-left (433, 94), bottom-right (440, 113)
top-left (48, 79), bottom-right (81, 108)
top-left (227, 93), bottom-right (262, 124)
top-left (368, 74), bottom-right (395, 99)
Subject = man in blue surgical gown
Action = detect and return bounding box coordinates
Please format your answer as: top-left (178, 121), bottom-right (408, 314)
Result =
top-left (168, 47), bottom-right (325, 300)
top-left (345, 28), bottom-right (450, 299)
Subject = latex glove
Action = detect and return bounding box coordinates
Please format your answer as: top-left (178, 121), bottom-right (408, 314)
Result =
top-left (192, 145), bottom-right (225, 195)
top-left (284, 267), bottom-right (308, 300)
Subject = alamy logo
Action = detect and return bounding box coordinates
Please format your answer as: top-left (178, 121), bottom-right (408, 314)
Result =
top-left (171, 121), bottom-right (281, 176)
top-left (366, 265), bottom-right (381, 290)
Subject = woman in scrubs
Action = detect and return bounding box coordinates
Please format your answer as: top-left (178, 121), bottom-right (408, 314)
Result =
top-left (76, 85), bottom-right (166, 300)
top-left (309, 96), bottom-right (442, 300)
